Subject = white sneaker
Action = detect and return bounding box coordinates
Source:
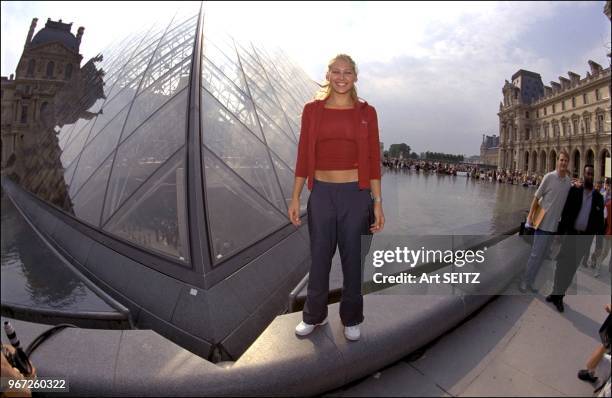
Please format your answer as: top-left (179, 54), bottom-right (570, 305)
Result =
top-left (295, 318), bottom-right (327, 336)
top-left (344, 325), bottom-right (361, 341)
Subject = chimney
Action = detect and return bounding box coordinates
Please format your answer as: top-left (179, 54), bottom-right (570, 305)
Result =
top-left (10, 74), bottom-right (14, 80)
top-left (544, 86), bottom-right (552, 96)
top-left (482, 134), bottom-right (485, 144)
top-left (76, 26), bottom-right (84, 51)
top-left (550, 81), bottom-right (561, 93)
top-left (559, 76), bottom-right (571, 90)
top-left (568, 71), bottom-right (580, 84)
top-left (24, 18), bottom-right (38, 49)
top-left (588, 60), bottom-right (602, 76)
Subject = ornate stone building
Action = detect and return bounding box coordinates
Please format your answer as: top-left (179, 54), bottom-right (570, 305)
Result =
top-left (1, 18), bottom-right (104, 206)
top-left (497, 62), bottom-right (611, 181)
top-left (497, 2), bottom-right (612, 181)
top-left (2, 18), bottom-right (83, 168)
top-left (480, 134), bottom-right (500, 166)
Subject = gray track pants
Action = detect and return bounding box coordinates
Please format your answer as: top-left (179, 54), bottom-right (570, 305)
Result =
top-left (303, 180), bottom-right (373, 327)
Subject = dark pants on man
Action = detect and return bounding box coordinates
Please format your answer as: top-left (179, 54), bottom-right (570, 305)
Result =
top-left (303, 180), bottom-right (373, 327)
top-left (551, 232), bottom-right (593, 300)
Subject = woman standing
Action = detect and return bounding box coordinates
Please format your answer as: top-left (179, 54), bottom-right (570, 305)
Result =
top-left (288, 54), bottom-right (385, 341)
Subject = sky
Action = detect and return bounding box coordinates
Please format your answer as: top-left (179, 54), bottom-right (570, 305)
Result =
top-left (1, 1), bottom-right (610, 156)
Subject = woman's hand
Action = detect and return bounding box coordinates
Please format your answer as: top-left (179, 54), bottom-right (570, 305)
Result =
top-left (370, 203), bottom-right (385, 233)
top-left (288, 198), bottom-right (301, 227)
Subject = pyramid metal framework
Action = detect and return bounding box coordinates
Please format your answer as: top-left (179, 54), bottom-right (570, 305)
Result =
top-left (52, 6), bottom-right (316, 273)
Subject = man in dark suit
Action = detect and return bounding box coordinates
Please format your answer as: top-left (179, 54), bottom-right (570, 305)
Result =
top-left (546, 164), bottom-right (605, 312)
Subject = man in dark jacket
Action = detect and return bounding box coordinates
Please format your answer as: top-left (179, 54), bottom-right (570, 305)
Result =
top-left (546, 164), bottom-right (605, 312)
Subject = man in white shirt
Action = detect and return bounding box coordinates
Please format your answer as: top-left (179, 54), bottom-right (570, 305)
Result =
top-left (520, 150), bottom-right (572, 293)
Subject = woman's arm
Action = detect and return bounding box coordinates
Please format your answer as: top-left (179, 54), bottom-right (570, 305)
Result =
top-left (289, 177), bottom-right (306, 226)
top-left (370, 178), bottom-right (385, 233)
top-left (368, 106), bottom-right (384, 233)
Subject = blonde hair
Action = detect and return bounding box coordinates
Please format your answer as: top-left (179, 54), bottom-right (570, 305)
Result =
top-left (315, 54), bottom-right (359, 102)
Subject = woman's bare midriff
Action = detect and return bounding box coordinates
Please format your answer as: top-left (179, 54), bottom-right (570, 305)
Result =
top-left (314, 169), bottom-right (358, 182)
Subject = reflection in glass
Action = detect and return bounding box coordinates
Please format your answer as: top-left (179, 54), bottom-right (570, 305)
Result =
top-left (105, 25), bottom-right (166, 103)
top-left (201, 57), bottom-right (262, 140)
top-left (121, 59), bottom-right (191, 139)
top-left (270, 152), bottom-right (308, 213)
top-left (60, 119), bottom-right (94, 168)
top-left (10, 53), bottom-right (106, 213)
top-left (7, 10), bottom-right (321, 266)
top-left (72, 156), bottom-right (112, 226)
top-left (245, 75), bottom-right (295, 143)
top-left (69, 107), bottom-right (128, 197)
top-left (202, 36), bottom-right (249, 95)
top-left (137, 15), bottom-right (196, 94)
top-left (57, 122), bottom-right (78, 150)
top-left (203, 147), bottom-right (286, 263)
top-left (104, 150), bottom-right (189, 261)
top-left (254, 106), bottom-right (297, 168)
top-left (1, 196), bottom-right (87, 310)
top-left (201, 89), bottom-right (286, 212)
top-left (103, 88), bottom-right (187, 224)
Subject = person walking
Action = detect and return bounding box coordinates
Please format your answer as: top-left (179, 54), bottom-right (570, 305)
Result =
top-left (577, 304), bottom-right (611, 384)
top-left (589, 178), bottom-right (612, 277)
top-left (288, 54), bottom-right (384, 341)
top-left (520, 150), bottom-right (572, 293)
top-left (546, 164), bottom-right (605, 312)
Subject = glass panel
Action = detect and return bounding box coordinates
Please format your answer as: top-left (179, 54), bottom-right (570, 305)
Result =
top-left (201, 89), bottom-right (286, 212)
top-left (61, 117), bottom-right (90, 150)
top-left (63, 158), bottom-right (77, 189)
top-left (202, 56), bottom-right (262, 139)
top-left (57, 122), bottom-right (77, 150)
top-left (103, 79), bottom-right (140, 119)
top-left (104, 24), bottom-right (165, 104)
top-left (203, 147), bottom-right (286, 263)
top-left (258, 46), bottom-right (314, 101)
top-left (270, 152), bottom-right (308, 214)
top-left (103, 89), bottom-right (187, 223)
top-left (60, 119), bottom-right (94, 168)
top-left (236, 42), bottom-right (271, 92)
top-left (86, 100), bottom-right (130, 148)
top-left (104, 151), bottom-right (189, 262)
top-left (255, 106), bottom-right (297, 168)
top-left (69, 107), bottom-right (128, 196)
top-left (121, 66), bottom-right (190, 142)
top-left (251, 44), bottom-right (304, 119)
top-left (72, 156), bottom-right (112, 227)
top-left (137, 15), bottom-right (196, 94)
top-left (287, 118), bottom-right (300, 141)
top-left (245, 75), bottom-right (295, 142)
top-left (202, 35), bottom-right (249, 94)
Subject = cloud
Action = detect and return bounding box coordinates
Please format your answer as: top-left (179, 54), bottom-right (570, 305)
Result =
top-left (2, 1), bottom-right (608, 156)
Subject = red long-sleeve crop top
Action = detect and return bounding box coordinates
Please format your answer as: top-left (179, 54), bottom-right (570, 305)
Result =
top-left (295, 99), bottom-right (381, 191)
top-left (315, 108), bottom-right (359, 170)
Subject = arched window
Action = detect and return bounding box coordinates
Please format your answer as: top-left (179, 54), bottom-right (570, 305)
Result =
top-left (26, 59), bottom-right (35, 77)
top-left (46, 61), bottom-right (55, 78)
top-left (597, 114), bottom-right (604, 133)
top-left (64, 64), bottom-right (73, 80)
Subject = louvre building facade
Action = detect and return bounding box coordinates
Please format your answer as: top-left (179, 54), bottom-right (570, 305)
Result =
top-left (1, 5), bottom-right (319, 360)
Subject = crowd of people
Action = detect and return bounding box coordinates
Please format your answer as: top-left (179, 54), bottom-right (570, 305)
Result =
top-left (383, 156), bottom-right (545, 186)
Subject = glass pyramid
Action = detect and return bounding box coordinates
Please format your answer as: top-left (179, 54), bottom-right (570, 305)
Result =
top-left (18, 5), bottom-right (317, 267)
